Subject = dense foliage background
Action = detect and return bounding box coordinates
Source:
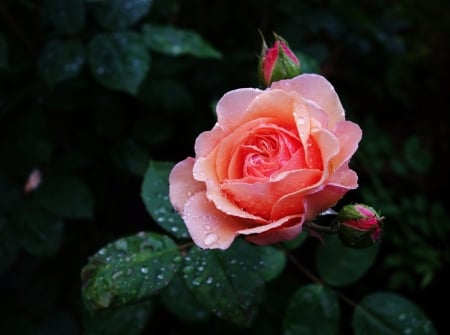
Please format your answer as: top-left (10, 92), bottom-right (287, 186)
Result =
top-left (1, 0), bottom-right (449, 334)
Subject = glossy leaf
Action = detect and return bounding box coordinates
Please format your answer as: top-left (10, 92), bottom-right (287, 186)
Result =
top-left (44, 0), bottom-right (85, 35)
top-left (33, 174), bottom-right (94, 219)
top-left (283, 284), bottom-right (340, 335)
top-left (81, 232), bottom-right (181, 314)
top-left (353, 292), bottom-right (437, 335)
top-left (38, 40), bottom-right (85, 86)
top-left (88, 32), bottom-right (150, 95)
top-left (142, 24), bottom-right (222, 58)
top-left (316, 235), bottom-right (379, 287)
top-left (141, 160), bottom-right (189, 239)
top-left (258, 246), bottom-right (286, 282)
top-left (93, 0), bottom-right (153, 30)
top-left (182, 239), bottom-right (265, 327)
top-left (83, 300), bottom-right (153, 335)
top-left (160, 272), bottom-right (210, 322)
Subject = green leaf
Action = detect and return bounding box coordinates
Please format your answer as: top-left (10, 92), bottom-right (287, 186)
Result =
top-left (88, 32), bottom-right (150, 95)
top-left (44, 0), bottom-right (86, 35)
top-left (283, 284), bottom-right (340, 335)
top-left (81, 232), bottom-right (181, 314)
top-left (142, 24), bottom-right (222, 58)
top-left (352, 292), bottom-right (437, 335)
top-left (0, 34), bottom-right (7, 70)
top-left (110, 139), bottom-right (149, 176)
top-left (182, 239), bottom-right (265, 327)
top-left (33, 174), bottom-right (94, 219)
top-left (315, 235), bottom-right (379, 287)
top-left (283, 230), bottom-right (308, 250)
top-left (83, 300), bottom-right (153, 335)
top-left (141, 160), bottom-right (189, 239)
top-left (160, 272), bottom-right (210, 322)
top-left (13, 199), bottom-right (64, 256)
top-left (258, 246), bottom-right (286, 282)
top-left (38, 40), bottom-right (85, 86)
top-left (93, 0), bottom-right (153, 30)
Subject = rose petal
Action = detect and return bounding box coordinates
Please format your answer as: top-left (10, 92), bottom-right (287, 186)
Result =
top-left (216, 88), bottom-right (263, 130)
top-left (182, 191), bottom-right (247, 249)
top-left (244, 217), bottom-right (304, 245)
top-left (169, 158), bottom-right (205, 214)
top-left (271, 74), bottom-right (345, 128)
top-left (330, 120), bottom-right (362, 170)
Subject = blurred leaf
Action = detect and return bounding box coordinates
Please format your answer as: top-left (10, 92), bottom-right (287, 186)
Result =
top-left (142, 24), bottom-right (222, 58)
top-left (0, 34), bottom-right (7, 69)
top-left (0, 217), bottom-right (20, 274)
top-left (283, 230), bottom-right (308, 250)
top-left (81, 232), bottom-right (181, 314)
top-left (258, 246), bottom-right (286, 282)
top-left (182, 239), bottom-right (265, 327)
top-left (141, 160), bottom-right (189, 239)
top-left (38, 40), bottom-right (86, 87)
top-left (34, 174), bottom-right (94, 219)
top-left (110, 139), bottom-right (149, 176)
top-left (160, 271), bottom-right (210, 322)
top-left (315, 235), bottom-right (379, 287)
top-left (83, 300), bottom-right (153, 335)
top-left (93, 0), bottom-right (153, 31)
top-left (88, 32), bottom-right (150, 95)
top-left (296, 52), bottom-right (320, 74)
top-left (44, 0), bottom-right (86, 35)
top-left (403, 136), bottom-right (431, 174)
top-left (13, 199), bottom-right (64, 256)
top-left (352, 292), bottom-right (437, 335)
top-left (283, 284), bottom-right (340, 335)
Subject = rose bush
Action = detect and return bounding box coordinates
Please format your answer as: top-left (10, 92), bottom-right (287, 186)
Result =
top-left (169, 74), bottom-right (362, 249)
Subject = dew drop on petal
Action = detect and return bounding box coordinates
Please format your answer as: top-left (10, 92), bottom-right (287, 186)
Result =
top-left (204, 233), bottom-right (218, 246)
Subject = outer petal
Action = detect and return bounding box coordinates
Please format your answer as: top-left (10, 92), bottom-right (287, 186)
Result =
top-left (245, 217), bottom-right (304, 245)
top-left (330, 120), bottom-right (362, 170)
top-left (271, 74), bottom-right (345, 128)
top-left (169, 158), bottom-right (205, 214)
top-left (216, 88), bottom-right (263, 130)
top-left (182, 191), bottom-right (247, 249)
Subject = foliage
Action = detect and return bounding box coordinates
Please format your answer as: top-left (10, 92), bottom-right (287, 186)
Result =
top-left (1, 0), bottom-right (449, 334)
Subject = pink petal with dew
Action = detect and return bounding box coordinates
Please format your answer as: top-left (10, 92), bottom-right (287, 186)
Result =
top-left (271, 74), bottom-right (345, 129)
top-left (169, 158), bottom-right (206, 214)
top-left (329, 120), bottom-right (362, 170)
top-left (182, 191), bottom-right (248, 249)
top-left (216, 88), bottom-right (263, 130)
top-left (193, 156), bottom-right (266, 222)
top-left (245, 216), bottom-right (305, 245)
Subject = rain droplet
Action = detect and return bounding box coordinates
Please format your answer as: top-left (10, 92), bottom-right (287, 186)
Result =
top-left (157, 274), bottom-right (164, 280)
top-left (204, 233), bottom-right (218, 246)
top-left (140, 267), bottom-right (149, 274)
top-left (183, 265), bottom-right (194, 274)
top-left (206, 277), bottom-right (213, 284)
top-left (398, 314), bottom-right (407, 321)
top-left (112, 271), bottom-right (123, 280)
top-left (203, 224), bottom-right (211, 231)
top-left (192, 277), bottom-right (202, 286)
top-left (297, 117), bottom-right (306, 125)
top-left (114, 239), bottom-right (128, 251)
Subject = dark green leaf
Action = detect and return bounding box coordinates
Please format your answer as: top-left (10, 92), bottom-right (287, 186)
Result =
top-left (182, 239), bottom-right (265, 327)
top-left (283, 284), bottom-right (340, 335)
top-left (13, 199), bottom-right (64, 256)
top-left (0, 34), bottom-right (7, 69)
top-left (141, 160), bottom-right (189, 239)
top-left (81, 232), bottom-right (181, 314)
top-left (315, 235), bottom-right (379, 287)
top-left (160, 271), bottom-right (210, 322)
top-left (352, 292), bottom-right (437, 335)
top-left (110, 139), bottom-right (149, 176)
top-left (88, 32), bottom-right (150, 94)
top-left (258, 246), bottom-right (286, 282)
top-left (44, 0), bottom-right (85, 35)
top-left (142, 24), bottom-right (222, 58)
top-left (83, 300), bottom-right (153, 335)
top-left (38, 40), bottom-right (85, 86)
top-left (283, 231), bottom-right (308, 250)
top-left (33, 174), bottom-right (94, 219)
top-left (93, 0), bottom-right (153, 30)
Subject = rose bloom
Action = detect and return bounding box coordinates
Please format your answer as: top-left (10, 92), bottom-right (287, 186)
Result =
top-left (169, 74), bottom-right (362, 249)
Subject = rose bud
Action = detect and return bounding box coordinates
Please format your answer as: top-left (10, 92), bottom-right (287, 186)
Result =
top-left (258, 32), bottom-right (301, 87)
top-left (337, 204), bottom-right (384, 248)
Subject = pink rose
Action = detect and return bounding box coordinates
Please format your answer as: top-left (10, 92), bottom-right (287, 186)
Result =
top-left (169, 74), bottom-right (362, 249)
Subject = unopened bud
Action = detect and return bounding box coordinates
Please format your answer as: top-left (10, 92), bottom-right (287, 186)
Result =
top-left (337, 204), bottom-right (384, 248)
top-left (258, 32), bottom-right (301, 87)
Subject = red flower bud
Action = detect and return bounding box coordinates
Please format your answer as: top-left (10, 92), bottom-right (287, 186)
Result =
top-left (258, 32), bottom-right (301, 87)
top-left (337, 204), bottom-right (384, 248)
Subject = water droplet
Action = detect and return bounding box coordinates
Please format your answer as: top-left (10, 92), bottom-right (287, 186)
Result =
top-left (204, 233), bottom-right (218, 246)
top-left (206, 277), bottom-right (213, 284)
top-left (157, 274), bottom-right (164, 280)
top-left (297, 117), bottom-right (306, 125)
top-left (173, 256), bottom-right (182, 263)
top-left (170, 226), bottom-right (179, 233)
top-left (140, 267), bottom-right (149, 274)
top-left (203, 224), bottom-right (211, 231)
top-left (183, 265), bottom-right (194, 274)
top-left (112, 271), bottom-right (123, 280)
top-left (404, 328), bottom-right (412, 335)
top-left (398, 314), bottom-right (407, 321)
top-left (98, 248), bottom-right (106, 255)
top-left (192, 277), bottom-right (202, 286)
top-left (114, 239), bottom-right (128, 251)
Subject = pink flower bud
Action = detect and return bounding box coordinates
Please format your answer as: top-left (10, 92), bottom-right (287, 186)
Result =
top-left (337, 204), bottom-right (384, 248)
top-left (258, 32), bottom-right (301, 87)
